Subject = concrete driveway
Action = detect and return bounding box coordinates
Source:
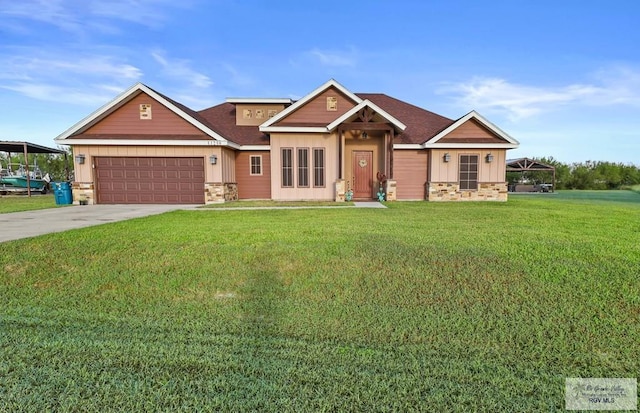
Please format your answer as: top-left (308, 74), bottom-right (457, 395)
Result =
top-left (0, 204), bottom-right (198, 243)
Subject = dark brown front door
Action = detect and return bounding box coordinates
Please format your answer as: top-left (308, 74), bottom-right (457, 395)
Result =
top-left (95, 157), bottom-right (205, 204)
top-left (352, 151), bottom-right (373, 199)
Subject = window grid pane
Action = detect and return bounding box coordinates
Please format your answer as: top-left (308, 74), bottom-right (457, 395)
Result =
top-left (250, 155), bottom-right (261, 175)
top-left (313, 148), bottom-right (325, 187)
top-left (298, 148), bottom-right (309, 187)
top-left (459, 155), bottom-right (478, 190)
top-left (282, 148), bottom-right (293, 187)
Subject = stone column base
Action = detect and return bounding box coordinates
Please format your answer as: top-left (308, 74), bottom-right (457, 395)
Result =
top-left (335, 179), bottom-right (346, 202)
top-left (72, 182), bottom-right (94, 205)
top-left (385, 179), bottom-right (397, 201)
top-left (205, 183), bottom-right (225, 204)
top-left (224, 183), bottom-right (238, 202)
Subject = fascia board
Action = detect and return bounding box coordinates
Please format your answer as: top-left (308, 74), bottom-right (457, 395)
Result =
top-left (259, 127), bottom-right (329, 133)
top-left (54, 138), bottom-right (239, 149)
top-left (424, 143), bottom-right (519, 149)
top-left (393, 144), bottom-right (423, 149)
top-left (426, 110), bottom-right (519, 146)
top-left (226, 98), bottom-right (292, 104)
top-left (260, 79), bottom-right (362, 128)
top-left (54, 83), bottom-right (144, 141)
top-left (327, 99), bottom-right (407, 131)
top-left (55, 83), bottom-right (229, 143)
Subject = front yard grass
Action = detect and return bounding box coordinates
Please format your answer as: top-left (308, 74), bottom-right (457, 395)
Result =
top-left (1, 194), bottom-right (638, 411)
top-left (200, 200), bottom-right (354, 208)
top-left (0, 194), bottom-right (59, 213)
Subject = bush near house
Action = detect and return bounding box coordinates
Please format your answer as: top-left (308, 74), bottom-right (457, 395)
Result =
top-left (1, 194), bottom-right (638, 411)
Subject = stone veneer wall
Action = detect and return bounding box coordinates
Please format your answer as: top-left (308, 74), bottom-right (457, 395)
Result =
top-left (385, 180), bottom-right (397, 201)
top-left (72, 182), bottom-right (94, 205)
top-left (224, 183), bottom-right (238, 202)
top-left (205, 182), bottom-right (238, 204)
top-left (427, 182), bottom-right (508, 202)
top-left (335, 179), bottom-right (346, 202)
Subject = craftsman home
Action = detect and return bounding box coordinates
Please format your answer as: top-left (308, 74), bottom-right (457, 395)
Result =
top-left (54, 79), bottom-right (519, 204)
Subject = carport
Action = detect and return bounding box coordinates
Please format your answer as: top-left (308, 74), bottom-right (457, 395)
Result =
top-left (506, 158), bottom-right (556, 192)
top-left (0, 141), bottom-right (68, 197)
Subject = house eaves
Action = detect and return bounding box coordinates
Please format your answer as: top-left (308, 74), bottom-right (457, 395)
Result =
top-left (326, 99), bottom-right (407, 132)
top-left (54, 82), bottom-right (230, 145)
top-left (423, 110), bottom-right (520, 148)
top-left (260, 79), bottom-right (362, 131)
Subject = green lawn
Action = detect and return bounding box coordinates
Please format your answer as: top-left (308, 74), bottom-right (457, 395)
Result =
top-left (0, 194), bottom-right (60, 213)
top-left (1, 193), bottom-right (639, 411)
top-left (200, 200), bottom-right (354, 208)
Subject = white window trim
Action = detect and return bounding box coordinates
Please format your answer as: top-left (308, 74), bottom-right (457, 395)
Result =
top-left (249, 155), bottom-right (262, 176)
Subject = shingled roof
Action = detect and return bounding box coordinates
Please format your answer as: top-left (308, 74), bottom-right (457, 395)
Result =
top-left (197, 103), bottom-right (270, 146)
top-left (195, 92), bottom-right (456, 146)
top-left (356, 93), bottom-right (454, 145)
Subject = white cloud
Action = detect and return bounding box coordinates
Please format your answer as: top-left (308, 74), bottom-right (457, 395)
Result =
top-left (0, 0), bottom-right (192, 34)
top-left (222, 64), bottom-right (255, 88)
top-left (306, 48), bottom-right (358, 67)
top-left (148, 50), bottom-right (219, 109)
top-left (440, 66), bottom-right (640, 121)
top-left (0, 49), bottom-right (143, 105)
top-left (89, 0), bottom-right (180, 27)
top-left (1, 83), bottom-right (119, 105)
top-left (1, 0), bottom-right (82, 33)
top-left (151, 50), bottom-right (212, 89)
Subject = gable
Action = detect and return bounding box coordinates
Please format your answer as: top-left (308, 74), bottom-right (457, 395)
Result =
top-left (275, 86), bottom-right (357, 126)
top-left (81, 92), bottom-right (203, 137)
top-left (437, 119), bottom-right (509, 144)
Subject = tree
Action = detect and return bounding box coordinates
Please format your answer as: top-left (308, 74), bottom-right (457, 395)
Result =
top-left (0, 147), bottom-right (71, 181)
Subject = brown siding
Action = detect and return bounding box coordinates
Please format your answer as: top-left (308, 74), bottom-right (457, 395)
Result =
top-left (438, 119), bottom-right (507, 143)
top-left (84, 92), bottom-right (203, 136)
top-left (277, 87), bottom-right (356, 125)
top-left (394, 150), bottom-right (428, 200)
top-left (236, 151), bottom-right (271, 199)
top-left (235, 104), bottom-right (286, 126)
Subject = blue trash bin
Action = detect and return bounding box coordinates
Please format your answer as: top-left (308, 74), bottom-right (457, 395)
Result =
top-left (52, 182), bottom-right (73, 205)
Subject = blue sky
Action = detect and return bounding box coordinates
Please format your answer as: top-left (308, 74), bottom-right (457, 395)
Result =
top-left (1, 0), bottom-right (639, 164)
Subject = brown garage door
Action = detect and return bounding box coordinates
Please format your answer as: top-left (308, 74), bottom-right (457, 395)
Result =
top-left (95, 157), bottom-right (205, 204)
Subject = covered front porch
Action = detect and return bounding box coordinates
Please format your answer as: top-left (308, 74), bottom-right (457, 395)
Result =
top-left (333, 105), bottom-right (404, 201)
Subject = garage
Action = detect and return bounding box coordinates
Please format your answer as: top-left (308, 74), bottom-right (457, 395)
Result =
top-left (95, 157), bottom-right (205, 204)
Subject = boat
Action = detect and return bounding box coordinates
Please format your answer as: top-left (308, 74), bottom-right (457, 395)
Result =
top-left (0, 161), bottom-right (50, 193)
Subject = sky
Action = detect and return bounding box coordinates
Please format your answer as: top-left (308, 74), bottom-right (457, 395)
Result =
top-left (1, 0), bottom-right (639, 164)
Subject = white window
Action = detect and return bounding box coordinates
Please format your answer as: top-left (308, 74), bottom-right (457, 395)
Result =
top-left (250, 155), bottom-right (262, 176)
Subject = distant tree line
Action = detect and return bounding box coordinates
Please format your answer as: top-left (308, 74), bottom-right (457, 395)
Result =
top-left (507, 157), bottom-right (640, 190)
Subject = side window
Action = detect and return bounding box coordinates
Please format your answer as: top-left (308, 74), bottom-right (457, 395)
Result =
top-left (313, 148), bottom-right (325, 187)
top-left (297, 148), bottom-right (309, 187)
top-left (459, 155), bottom-right (478, 190)
top-left (250, 155), bottom-right (262, 176)
top-left (281, 148), bottom-right (293, 187)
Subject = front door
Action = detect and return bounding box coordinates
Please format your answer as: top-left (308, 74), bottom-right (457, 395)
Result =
top-left (352, 151), bottom-right (373, 199)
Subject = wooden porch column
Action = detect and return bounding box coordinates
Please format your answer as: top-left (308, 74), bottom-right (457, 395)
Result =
top-left (389, 129), bottom-right (394, 179)
top-left (338, 128), bottom-right (343, 179)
